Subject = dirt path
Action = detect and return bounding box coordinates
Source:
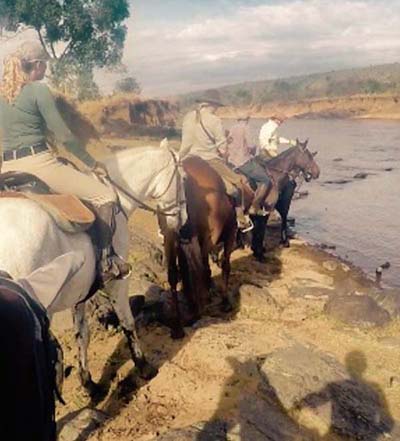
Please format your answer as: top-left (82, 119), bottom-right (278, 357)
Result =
top-left (53, 207), bottom-right (400, 441)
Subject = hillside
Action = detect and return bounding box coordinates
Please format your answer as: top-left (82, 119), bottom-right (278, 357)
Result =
top-left (177, 63), bottom-right (400, 119)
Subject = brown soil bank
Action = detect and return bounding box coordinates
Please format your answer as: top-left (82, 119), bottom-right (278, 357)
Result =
top-left (55, 208), bottom-right (400, 441)
top-left (219, 94), bottom-right (400, 120)
top-left (78, 94), bottom-right (180, 138)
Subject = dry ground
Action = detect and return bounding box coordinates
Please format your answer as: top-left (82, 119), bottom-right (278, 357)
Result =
top-left (52, 138), bottom-right (400, 440)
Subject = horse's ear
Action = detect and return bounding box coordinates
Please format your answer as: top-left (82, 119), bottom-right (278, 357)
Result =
top-left (312, 151), bottom-right (318, 157)
top-left (160, 138), bottom-right (169, 149)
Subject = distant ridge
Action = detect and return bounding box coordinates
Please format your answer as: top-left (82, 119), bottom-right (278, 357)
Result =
top-left (177, 63), bottom-right (400, 108)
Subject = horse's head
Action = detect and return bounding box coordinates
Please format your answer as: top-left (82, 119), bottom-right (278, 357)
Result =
top-left (293, 139), bottom-right (320, 181)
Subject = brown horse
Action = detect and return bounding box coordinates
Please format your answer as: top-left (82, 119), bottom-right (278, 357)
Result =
top-left (0, 279), bottom-right (58, 441)
top-left (176, 156), bottom-right (242, 320)
top-left (250, 140), bottom-right (320, 260)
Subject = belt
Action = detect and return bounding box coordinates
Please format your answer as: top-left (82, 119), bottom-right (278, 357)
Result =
top-left (2, 144), bottom-right (49, 162)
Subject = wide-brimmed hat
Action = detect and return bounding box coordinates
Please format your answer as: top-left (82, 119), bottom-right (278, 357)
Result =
top-left (195, 89), bottom-right (225, 107)
top-left (15, 41), bottom-right (50, 63)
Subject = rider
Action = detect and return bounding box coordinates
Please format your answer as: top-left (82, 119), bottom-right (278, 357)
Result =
top-left (227, 113), bottom-right (276, 215)
top-left (180, 90), bottom-right (251, 229)
top-left (0, 41), bottom-right (130, 283)
top-left (258, 114), bottom-right (296, 160)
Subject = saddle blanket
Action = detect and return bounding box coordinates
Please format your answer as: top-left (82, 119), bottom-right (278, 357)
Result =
top-left (0, 191), bottom-right (95, 233)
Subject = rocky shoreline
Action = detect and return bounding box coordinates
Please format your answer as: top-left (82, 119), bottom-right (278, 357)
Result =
top-left (54, 206), bottom-right (400, 441)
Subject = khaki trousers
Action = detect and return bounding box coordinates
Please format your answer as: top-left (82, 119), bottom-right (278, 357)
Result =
top-left (208, 158), bottom-right (245, 195)
top-left (1, 151), bottom-right (116, 206)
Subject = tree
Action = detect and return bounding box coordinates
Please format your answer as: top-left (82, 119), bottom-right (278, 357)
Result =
top-left (0, 0), bottom-right (130, 97)
top-left (114, 76), bottom-right (141, 94)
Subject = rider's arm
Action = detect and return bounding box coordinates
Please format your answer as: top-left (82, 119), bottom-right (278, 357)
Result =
top-left (279, 136), bottom-right (296, 146)
top-left (34, 83), bottom-right (96, 168)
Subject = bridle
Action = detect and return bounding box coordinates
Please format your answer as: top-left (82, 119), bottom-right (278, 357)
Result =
top-left (106, 148), bottom-right (186, 220)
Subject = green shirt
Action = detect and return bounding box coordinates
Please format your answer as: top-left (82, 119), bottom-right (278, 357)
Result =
top-left (0, 82), bottom-right (96, 167)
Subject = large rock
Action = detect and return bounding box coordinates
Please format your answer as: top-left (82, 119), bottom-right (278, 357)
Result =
top-left (238, 284), bottom-right (282, 320)
top-left (324, 294), bottom-right (391, 327)
top-left (152, 420), bottom-right (227, 440)
top-left (259, 343), bottom-right (395, 439)
top-left (58, 408), bottom-right (107, 441)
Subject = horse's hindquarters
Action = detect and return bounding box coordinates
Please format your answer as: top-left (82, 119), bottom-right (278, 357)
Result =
top-left (0, 290), bottom-right (54, 441)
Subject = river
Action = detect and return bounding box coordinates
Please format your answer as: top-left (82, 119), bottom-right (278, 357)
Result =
top-left (225, 118), bottom-right (400, 288)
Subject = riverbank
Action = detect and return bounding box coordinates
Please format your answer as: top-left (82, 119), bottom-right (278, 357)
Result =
top-left (218, 94), bottom-right (400, 120)
top-left (52, 141), bottom-right (400, 440)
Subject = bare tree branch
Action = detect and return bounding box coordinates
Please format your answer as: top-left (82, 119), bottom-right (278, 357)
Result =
top-left (59, 40), bottom-right (74, 61)
top-left (36, 28), bottom-right (52, 59)
top-left (49, 41), bottom-right (57, 59)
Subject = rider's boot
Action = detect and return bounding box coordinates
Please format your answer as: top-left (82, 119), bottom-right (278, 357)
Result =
top-left (249, 183), bottom-right (270, 216)
top-left (231, 189), bottom-right (253, 232)
top-left (92, 202), bottom-right (132, 284)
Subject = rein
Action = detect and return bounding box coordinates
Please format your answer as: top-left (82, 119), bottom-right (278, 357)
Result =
top-left (107, 149), bottom-right (185, 218)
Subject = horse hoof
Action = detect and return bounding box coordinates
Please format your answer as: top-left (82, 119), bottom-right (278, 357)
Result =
top-left (138, 362), bottom-right (158, 381)
top-left (280, 240), bottom-right (290, 248)
top-left (170, 327), bottom-right (185, 340)
top-left (83, 379), bottom-right (104, 399)
top-left (220, 299), bottom-right (233, 313)
top-left (253, 253), bottom-right (267, 263)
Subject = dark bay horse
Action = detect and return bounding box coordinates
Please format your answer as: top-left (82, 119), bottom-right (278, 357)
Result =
top-left (251, 140), bottom-right (320, 260)
top-left (178, 156), bottom-right (239, 318)
top-left (0, 279), bottom-right (58, 441)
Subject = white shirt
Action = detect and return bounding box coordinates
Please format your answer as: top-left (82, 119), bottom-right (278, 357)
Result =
top-left (259, 119), bottom-right (295, 157)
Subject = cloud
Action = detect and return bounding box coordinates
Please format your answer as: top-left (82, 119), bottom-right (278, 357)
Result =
top-left (1, 1), bottom-right (399, 96)
top-left (118, 0), bottom-right (400, 96)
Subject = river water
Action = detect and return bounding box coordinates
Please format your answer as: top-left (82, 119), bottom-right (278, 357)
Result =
top-left (225, 118), bottom-right (400, 288)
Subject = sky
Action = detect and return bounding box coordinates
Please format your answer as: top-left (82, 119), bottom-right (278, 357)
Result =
top-left (1, 0), bottom-right (400, 96)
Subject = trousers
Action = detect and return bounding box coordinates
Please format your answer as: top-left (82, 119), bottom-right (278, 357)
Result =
top-left (1, 151), bottom-right (116, 206)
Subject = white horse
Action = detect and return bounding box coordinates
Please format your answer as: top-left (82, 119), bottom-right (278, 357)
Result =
top-left (0, 145), bottom-right (187, 393)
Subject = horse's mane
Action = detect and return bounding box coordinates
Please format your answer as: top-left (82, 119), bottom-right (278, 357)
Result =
top-left (267, 145), bottom-right (297, 166)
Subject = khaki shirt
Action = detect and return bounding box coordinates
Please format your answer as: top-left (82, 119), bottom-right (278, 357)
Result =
top-left (180, 107), bottom-right (227, 161)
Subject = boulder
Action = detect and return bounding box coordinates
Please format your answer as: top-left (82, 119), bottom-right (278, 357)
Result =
top-left (353, 172), bottom-right (369, 179)
top-left (259, 343), bottom-right (395, 439)
top-left (324, 294), bottom-right (391, 327)
top-left (58, 408), bottom-right (107, 441)
top-left (238, 284), bottom-right (282, 320)
top-left (151, 420), bottom-right (227, 440)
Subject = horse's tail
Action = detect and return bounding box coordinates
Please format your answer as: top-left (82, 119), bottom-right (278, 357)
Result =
top-left (177, 230), bottom-right (209, 317)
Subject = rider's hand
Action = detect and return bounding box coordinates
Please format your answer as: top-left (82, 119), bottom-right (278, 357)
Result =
top-left (91, 161), bottom-right (109, 179)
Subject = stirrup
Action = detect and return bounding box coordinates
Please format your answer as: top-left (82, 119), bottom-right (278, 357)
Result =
top-left (239, 216), bottom-right (254, 233)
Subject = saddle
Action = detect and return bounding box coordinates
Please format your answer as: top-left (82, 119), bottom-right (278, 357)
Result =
top-left (0, 171), bottom-right (95, 233)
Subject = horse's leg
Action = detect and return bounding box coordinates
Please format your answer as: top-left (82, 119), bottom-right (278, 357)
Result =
top-left (73, 302), bottom-right (99, 395)
top-left (107, 280), bottom-right (158, 380)
top-left (276, 180), bottom-right (296, 247)
top-left (220, 221), bottom-right (237, 312)
top-left (251, 215), bottom-right (268, 261)
top-left (164, 229), bottom-right (185, 339)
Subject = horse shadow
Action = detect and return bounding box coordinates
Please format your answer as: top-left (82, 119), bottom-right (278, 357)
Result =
top-left (196, 351), bottom-right (395, 441)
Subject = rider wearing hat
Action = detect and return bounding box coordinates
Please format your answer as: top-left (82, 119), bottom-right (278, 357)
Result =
top-left (180, 90), bottom-right (250, 229)
top-left (0, 41), bottom-right (130, 283)
top-left (258, 114), bottom-right (296, 160)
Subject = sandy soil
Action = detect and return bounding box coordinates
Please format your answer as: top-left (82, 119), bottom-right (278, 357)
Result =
top-left (54, 203), bottom-right (400, 440)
